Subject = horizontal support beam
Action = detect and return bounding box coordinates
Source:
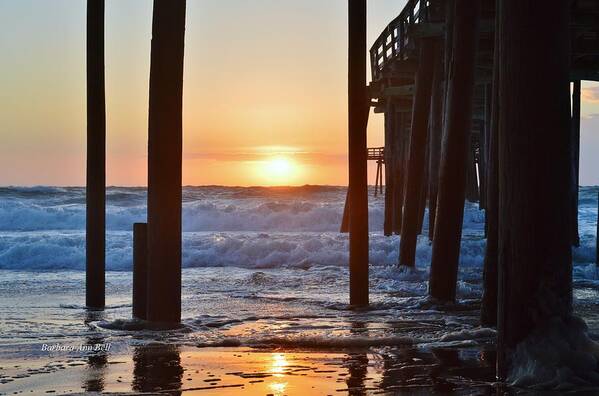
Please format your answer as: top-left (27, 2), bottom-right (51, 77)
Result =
top-left (383, 84), bottom-right (415, 96)
top-left (374, 104), bottom-right (412, 114)
top-left (571, 70), bottom-right (599, 81)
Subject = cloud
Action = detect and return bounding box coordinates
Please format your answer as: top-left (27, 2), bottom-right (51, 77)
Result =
top-left (581, 87), bottom-right (599, 103)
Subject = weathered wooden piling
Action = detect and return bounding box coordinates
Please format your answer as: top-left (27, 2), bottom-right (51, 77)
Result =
top-left (86, 0), bottom-right (106, 309)
top-left (480, 8), bottom-right (500, 327)
top-left (430, 0), bottom-right (454, 244)
top-left (146, 0), bottom-right (186, 323)
top-left (132, 223), bottom-right (148, 320)
top-left (383, 103), bottom-right (395, 236)
top-left (441, 0), bottom-right (455, 130)
top-left (393, 113), bottom-right (408, 235)
top-left (416, 140), bottom-right (430, 236)
top-left (428, 0), bottom-right (479, 302)
top-left (571, 80), bottom-right (581, 247)
top-left (374, 164), bottom-right (380, 197)
top-left (340, 189), bottom-right (350, 233)
top-left (376, 160), bottom-right (384, 196)
top-left (348, 0), bottom-right (369, 306)
top-left (479, 85), bottom-right (492, 211)
top-left (427, 40), bottom-right (444, 241)
top-left (398, 39), bottom-right (436, 267)
top-left (496, 0), bottom-right (572, 378)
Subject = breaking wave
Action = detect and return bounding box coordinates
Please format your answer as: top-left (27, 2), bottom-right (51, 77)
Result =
top-left (0, 186), bottom-right (369, 232)
top-left (0, 186), bottom-right (596, 274)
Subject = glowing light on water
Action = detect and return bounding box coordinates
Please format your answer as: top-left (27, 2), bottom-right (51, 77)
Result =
top-left (271, 353), bottom-right (289, 377)
top-left (268, 381), bottom-right (288, 395)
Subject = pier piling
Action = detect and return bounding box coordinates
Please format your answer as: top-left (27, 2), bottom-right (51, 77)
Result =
top-left (383, 102), bottom-right (395, 236)
top-left (340, 189), bottom-right (350, 233)
top-left (479, 84), bottom-right (492, 212)
top-left (348, 0), bottom-right (369, 306)
top-left (86, 0), bottom-right (106, 310)
top-left (571, 80), bottom-right (581, 247)
top-left (416, 140), bottom-right (429, 236)
top-left (133, 223), bottom-right (148, 320)
top-left (398, 38), bottom-right (436, 267)
top-left (393, 113), bottom-right (408, 235)
top-left (428, 0), bottom-right (479, 302)
top-left (481, 7), bottom-right (500, 327)
top-left (146, 0), bottom-right (186, 324)
top-left (496, 0), bottom-right (572, 378)
top-left (427, 40), bottom-right (444, 242)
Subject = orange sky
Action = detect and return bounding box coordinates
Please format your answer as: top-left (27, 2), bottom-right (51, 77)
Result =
top-left (1, 1), bottom-right (598, 186)
top-left (0, 0), bottom-right (408, 187)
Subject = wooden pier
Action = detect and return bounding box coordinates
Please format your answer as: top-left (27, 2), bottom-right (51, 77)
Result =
top-left (79, 0), bottom-right (599, 385)
top-left (364, 0), bottom-right (599, 381)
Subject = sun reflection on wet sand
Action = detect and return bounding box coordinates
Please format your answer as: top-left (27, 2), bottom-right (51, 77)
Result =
top-left (268, 380), bottom-right (288, 395)
top-left (267, 353), bottom-right (289, 394)
top-left (270, 353), bottom-right (288, 377)
top-left (0, 346), bottom-right (497, 394)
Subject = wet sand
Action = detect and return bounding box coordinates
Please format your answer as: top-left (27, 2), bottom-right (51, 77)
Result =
top-left (0, 345), bottom-right (497, 395)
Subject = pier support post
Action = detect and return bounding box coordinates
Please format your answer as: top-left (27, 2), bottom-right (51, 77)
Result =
top-left (571, 80), bottom-right (581, 247)
top-left (340, 189), bottom-right (350, 233)
top-left (374, 160), bottom-right (381, 197)
top-left (496, 0), bottom-right (572, 379)
top-left (428, 0), bottom-right (479, 301)
top-left (348, 0), bottom-right (369, 306)
top-left (133, 223), bottom-right (148, 320)
top-left (383, 102), bottom-right (396, 236)
top-left (481, 12), bottom-right (500, 326)
top-left (398, 38), bottom-right (436, 267)
top-left (377, 160), bottom-right (383, 196)
top-left (427, 40), bottom-right (444, 241)
top-left (146, 0), bottom-right (186, 323)
top-left (416, 141), bottom-right (430, 236)
top-left (479, 85), bottom-right (492, 211)
top-left (86, 0), bottom-right (106, 309)
top-left (393, 113), bottom-right (408, 234)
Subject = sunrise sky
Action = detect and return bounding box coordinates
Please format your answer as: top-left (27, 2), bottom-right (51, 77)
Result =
top-left (1, 0), bottom-right (599, 186)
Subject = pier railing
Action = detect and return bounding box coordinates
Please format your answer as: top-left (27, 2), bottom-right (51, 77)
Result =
top-left (369, 0), bottom-right (442, 82)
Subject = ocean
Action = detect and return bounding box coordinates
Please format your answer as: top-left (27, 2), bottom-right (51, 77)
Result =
top-left (1, 185), bottom-right (598, 393)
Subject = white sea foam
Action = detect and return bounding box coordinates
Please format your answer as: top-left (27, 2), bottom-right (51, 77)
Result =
top-left (508, 316), bottom-right (599, 390)
top-left (0, 186), bottom-right (596, 276)
top-left (0, 186), bottom-right (357, 232)
top-left (0, 231), bottom-right (490, 275)
top-left (192, 325), bottom-right (497, 349)
top-left (196, 335), bottom-right (417, 348)
top-left (439, 327), bottom-right (496, 342)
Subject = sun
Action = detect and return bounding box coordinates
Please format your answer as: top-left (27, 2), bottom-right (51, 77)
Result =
top-left (265, 157), bottom-right (293, 177)
top-left (256, 156), bottom-right (301, 185)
